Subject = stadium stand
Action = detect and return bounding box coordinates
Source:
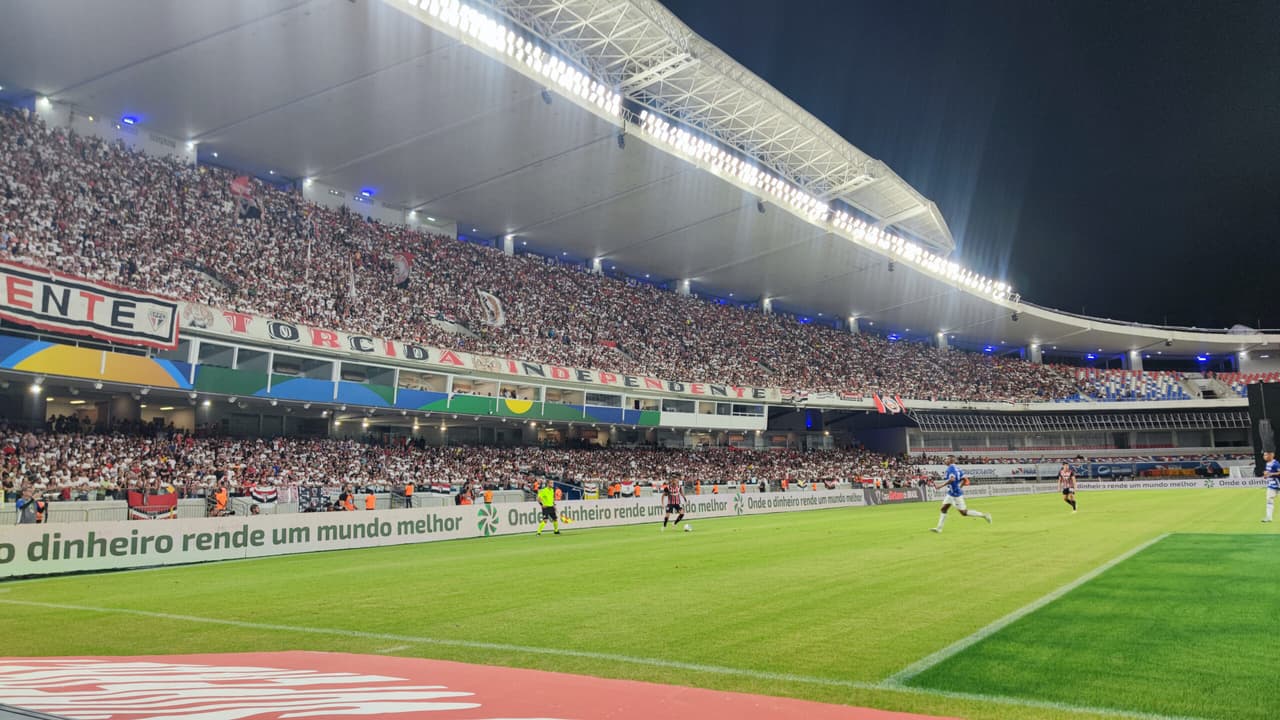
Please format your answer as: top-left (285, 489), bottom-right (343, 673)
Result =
top-left (1059, 368), bottom-right (1192, 402)
top-left (0, 108), bottom-right (1261, 407)
top-left (0, 426), bottom-right (924, 503)
top-left (1211, 371), bottom-right (1280, 398)
top-left (3, 422), bottom-right (1243, 509)
top-left (0, 107), bottom-right (1087, 403)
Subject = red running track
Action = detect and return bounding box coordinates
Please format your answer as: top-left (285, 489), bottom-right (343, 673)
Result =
top-left (0, 651), bottom-right (956, 720)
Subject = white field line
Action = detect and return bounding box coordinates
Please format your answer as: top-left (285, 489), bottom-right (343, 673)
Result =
top-left (0, 596), bottom-right (881, 688)
top-left (883, 683), bottom-right (1212, 720)
top-left (884, 532), bottom-right (1171, 685)
top-left (0, 584), bottom-right (1213, 720)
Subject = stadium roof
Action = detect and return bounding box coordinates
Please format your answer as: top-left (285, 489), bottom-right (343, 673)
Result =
top-left (0, 0), bottom-right (1276, 359)
top-left (489, 0), bottom-right (955, 254)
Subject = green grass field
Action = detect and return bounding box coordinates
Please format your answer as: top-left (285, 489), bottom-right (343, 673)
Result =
top-left (1, 488), bottom-right (1275, 720)
top-left (909, 533), bottom-right (1280, 720)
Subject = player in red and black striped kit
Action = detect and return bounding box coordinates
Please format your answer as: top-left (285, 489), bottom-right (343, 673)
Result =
top-left (1058, 462), bottom-right (1078, 513)
top-left (661, 481), bottom-right (685, 530)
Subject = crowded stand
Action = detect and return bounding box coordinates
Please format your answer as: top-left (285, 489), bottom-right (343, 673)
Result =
top-left (0, 424), bottom-right (924, 505)
top-left (0, 107), bottom-right (1088, 403)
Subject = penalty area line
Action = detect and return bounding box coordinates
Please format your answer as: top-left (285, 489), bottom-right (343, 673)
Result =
top-left (884, 532), bottom-right (1171, 686)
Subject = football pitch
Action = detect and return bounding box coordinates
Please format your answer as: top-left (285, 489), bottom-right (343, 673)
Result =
top-left (1, 488), bottom-right (1276, 720)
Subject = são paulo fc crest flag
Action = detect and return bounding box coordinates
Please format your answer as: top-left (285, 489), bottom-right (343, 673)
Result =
top-left (391, 251), bottom-right (413, 289)
top-left (477, 289), bottom-right (506, 327)
top-left (872, 393), bottom-right (906, 414)
top-left (229, 175), bottom-right (261, 220)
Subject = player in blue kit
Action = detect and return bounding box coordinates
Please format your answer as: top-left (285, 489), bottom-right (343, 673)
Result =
top-left (928, 456), bottom-right (991, 533)
top-left (1263, 450), bottom-right (1278, 523)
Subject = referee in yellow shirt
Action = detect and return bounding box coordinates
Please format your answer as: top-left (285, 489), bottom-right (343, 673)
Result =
top-left (536, 483), bottom-right (560, 535)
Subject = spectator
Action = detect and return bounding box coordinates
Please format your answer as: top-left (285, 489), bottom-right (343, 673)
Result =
top-left (0, 108), bottom-right (1088, 404)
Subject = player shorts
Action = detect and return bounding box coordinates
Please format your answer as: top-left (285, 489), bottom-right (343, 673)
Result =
top-left (941, 494), bottom-right (966, 510)
top-left (540, 506), bottom-right (558, 521)
top-left (666, 504), bottom-right (683, 514)
top-left (1062, 487), bottom-right (1075, 495)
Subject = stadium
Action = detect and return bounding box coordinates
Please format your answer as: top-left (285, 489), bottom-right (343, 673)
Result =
top-left (0, 1), bottom-right (1277, 719)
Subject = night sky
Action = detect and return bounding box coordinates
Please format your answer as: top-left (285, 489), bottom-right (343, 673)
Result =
top-left (660, 0), bottom-right (1280, 329)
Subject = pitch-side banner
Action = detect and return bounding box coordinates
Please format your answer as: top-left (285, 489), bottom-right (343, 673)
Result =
top-left (0, 489), bottom-right (864, 577)
top-left (179, 302), bottom-right (779, 402)
top-left (919, 464), bottom-right (1042, 479)
top-left (0, 260), bottom-right (179, 349)
top-left (1077, 477), bottom-right (1266, 491)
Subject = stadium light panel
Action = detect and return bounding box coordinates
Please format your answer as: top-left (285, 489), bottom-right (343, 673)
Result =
top-left (417, 1), bottom-right (1018, 303)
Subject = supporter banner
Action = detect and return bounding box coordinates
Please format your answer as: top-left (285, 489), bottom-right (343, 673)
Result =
top-left (872, 393), bottom-right (906, 414)
top-left (179, 303), bottom-right (779, 402)
top-left (126, 491), bottom-right (177, 520)
top-left (0, 260), bottom-right (180, 350)
top-left (476, 289), bottom-right (505, 327)
top-left (0, 490), bottom-right (864, 578)
top-left (391, 251), bottom-right (412, 289)
top-left (248, 486), bottom-right (278, 504)
top-left (297, 486), bottom-right (328, 512)
top-left (229, 175), bottom-right (252, 198)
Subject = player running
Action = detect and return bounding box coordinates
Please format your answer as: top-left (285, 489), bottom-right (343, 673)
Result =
top-left (928, 456), bottom-right (991, 533)
top-left (1058, 461), bottom-right (1078, 513)
top-left (661, 480), bottom-right (686, 531)
top-left (536, 481), bottom-right (560, 535)
top-left (1263, 450), bottom-right (1279, 523)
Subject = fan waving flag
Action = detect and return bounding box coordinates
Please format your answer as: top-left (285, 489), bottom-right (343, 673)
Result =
top-left (391, 251), bottom-right (413, 289)
top-left (477, 290), bottom-right (506, 327)
top-left (229, 175), bottom-right (252, 198)
top-left (249, 486), bottom-right (278, 504)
